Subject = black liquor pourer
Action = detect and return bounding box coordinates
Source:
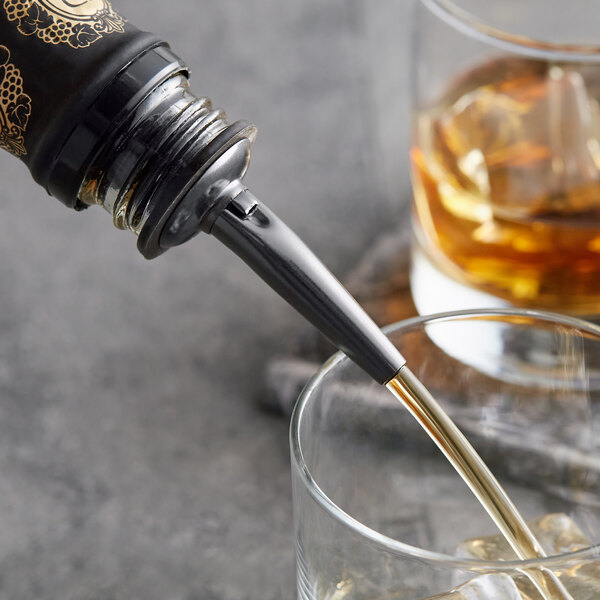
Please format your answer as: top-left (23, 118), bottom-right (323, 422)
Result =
top-left (0, 6), bottom-right (405, 384)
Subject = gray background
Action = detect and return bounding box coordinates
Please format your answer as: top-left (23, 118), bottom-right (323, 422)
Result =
top-left (0, 1), bottom-right (411, 598)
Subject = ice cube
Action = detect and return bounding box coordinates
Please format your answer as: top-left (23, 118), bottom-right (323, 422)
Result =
top-left (456, 514), bottom-right (590, 561)
top-left (425, 574), bottom-right (525, 599)
top-left (456, 514), bottom-right (598, 600)
top-left (323, 577), bottom-right (355, 600)
top-left (432, 57), bottom-right (600, 219)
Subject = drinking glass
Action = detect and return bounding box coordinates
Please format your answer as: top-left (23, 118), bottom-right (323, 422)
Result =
top-left (410, 1), bottom-right (600, 316)
top-left (291, 309), bottom-right (600, 599)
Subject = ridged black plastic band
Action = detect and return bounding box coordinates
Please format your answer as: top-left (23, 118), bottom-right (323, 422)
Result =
top-left (47, 45), bottom-right (188, 207)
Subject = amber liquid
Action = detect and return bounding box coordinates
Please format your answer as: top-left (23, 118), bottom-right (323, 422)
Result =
top-left (412, 56), bottom-right (600, 314)
top-left (387, 369), bottom-right (573, 599)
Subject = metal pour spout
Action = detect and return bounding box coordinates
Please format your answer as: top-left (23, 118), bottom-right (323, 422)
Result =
top-left (138, 125), bottom-right (405, 384)
top-left (161, 171), bottom-right (406, 384)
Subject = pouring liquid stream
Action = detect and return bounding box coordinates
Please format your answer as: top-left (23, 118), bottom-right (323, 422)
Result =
top-left (387, 367), bottom-right (574, 600)
top-left (211, 192), bottom-right (574, 598)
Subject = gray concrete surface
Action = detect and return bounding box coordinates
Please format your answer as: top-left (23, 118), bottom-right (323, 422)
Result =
top-left (0, 1), bottom-right (411, 598)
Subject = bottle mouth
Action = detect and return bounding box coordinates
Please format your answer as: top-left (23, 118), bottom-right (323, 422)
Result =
top-left (422, 0), bottom-right (600, 62)
top-left (47, 44), bottom-right (188, 209)
top-left (76, 63), bottom-right (257, 259)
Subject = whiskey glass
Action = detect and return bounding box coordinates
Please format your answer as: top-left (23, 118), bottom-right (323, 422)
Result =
top-left (410, 0), bottom-right (600, 316)
top-left (291, 309), bottom-right (600, 599)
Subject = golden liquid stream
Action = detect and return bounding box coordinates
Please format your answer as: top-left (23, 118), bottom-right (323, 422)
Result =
top-left (387, 368), bottom-right (574, 600)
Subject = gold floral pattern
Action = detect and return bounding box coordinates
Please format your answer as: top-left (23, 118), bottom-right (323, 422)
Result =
top-left (4, 0), bottom-right (125, 48)
top-left (0, 45), bottom-right (31, 156)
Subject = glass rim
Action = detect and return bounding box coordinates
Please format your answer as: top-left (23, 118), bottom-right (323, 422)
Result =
top-left (421, 0), bottom-right (600, 63)
top-left (290, 308), bottom-right (600, 570)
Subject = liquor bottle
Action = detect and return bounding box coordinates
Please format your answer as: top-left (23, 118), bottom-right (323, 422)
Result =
top-left (0, 0), bottom-right (405, 384)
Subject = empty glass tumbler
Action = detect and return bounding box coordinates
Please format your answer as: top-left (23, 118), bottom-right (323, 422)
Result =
top-left (291, 310), bottom-right (600, 599)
